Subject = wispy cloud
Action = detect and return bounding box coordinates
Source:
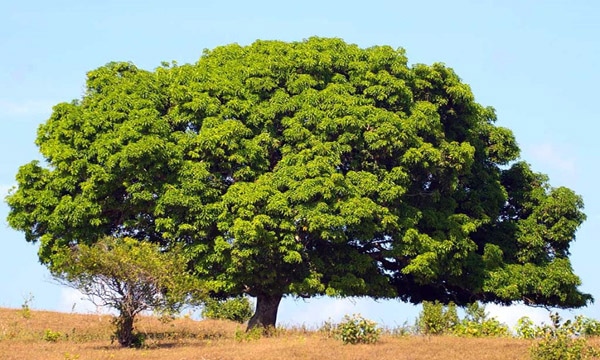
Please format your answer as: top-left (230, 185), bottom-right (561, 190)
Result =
top-left (0, 99), bottom-right (55, 118)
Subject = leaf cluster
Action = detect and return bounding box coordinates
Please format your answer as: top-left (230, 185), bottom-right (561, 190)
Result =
top-left (201, 296), bottom-right (254, 323)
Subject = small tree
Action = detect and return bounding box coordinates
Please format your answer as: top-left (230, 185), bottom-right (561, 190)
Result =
top-left (416, 301), bottom-right (459, 335)
top-left (52, 236), bottom-right (203, 347)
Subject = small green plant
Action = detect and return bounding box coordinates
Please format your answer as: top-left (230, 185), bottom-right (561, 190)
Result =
top-left (202, 296), bottom-right (254, 323)
top-left (234, 326), bottom-right (262, 342)
top-left (573, 315), bottom-right (600, 337)
top-left (319, 319), bottom-right (337, 338)
top-left (336, 314), bottom-right (381, 345)
top-left (19, 293), bottom-right (34, 319)
top-left (43, 329), bottom-right (63, 342)
top-left (62, 352), bottom-right (80, 360)
top-left (452, 302), bottom-right (510, 337)
top-left (416, 301), bottom-right (459, 335)
top-left (530, 313), bottom-right (600, 360)
top-left (516, 316), bottom-right (542, 339)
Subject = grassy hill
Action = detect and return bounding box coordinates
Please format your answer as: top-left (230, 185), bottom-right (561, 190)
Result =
top-left (0, 307), bottom-right (570, 360)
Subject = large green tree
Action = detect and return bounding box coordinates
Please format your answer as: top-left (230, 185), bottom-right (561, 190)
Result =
top-left (6, 38), bottom-right (591, 330)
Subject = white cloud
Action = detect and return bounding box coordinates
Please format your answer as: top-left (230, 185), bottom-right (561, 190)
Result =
top-left (0, 99), bottom-right (55, 118)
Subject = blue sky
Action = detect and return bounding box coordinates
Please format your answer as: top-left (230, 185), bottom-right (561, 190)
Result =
top-left (1, 0), bottom-right (599, 327)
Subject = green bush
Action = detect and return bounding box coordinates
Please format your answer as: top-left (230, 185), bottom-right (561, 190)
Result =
top-left (201, 296), bottom-right (254, 323)
top-left (416, 301), bottom-right (459, 335)
top-left (452, 303), bottom-right (510, 337)
top-left (573, 315), bottom-right (600, 337)
top-left (234, 326), bottom-right (262, 342)
top-left (516, 316), bottom-right (542, 339)
top-left (336, 314), bottom-right (381, 344)
top-left (20, 294), bottom-right (33, 319)
top-left (43, 329), bottom-right (63, 342)
top-left (530, 313), bottom-right (600, 360)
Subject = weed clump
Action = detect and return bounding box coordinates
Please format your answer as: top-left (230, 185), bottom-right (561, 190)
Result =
top-left (530, 313), bottom-right (600, 360)
top-left (42, 329), bottom-right (63, 342)
top-left (336, 314), bottom-right (381, 345)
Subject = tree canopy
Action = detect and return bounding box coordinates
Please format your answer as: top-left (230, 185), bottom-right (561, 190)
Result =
top-left (6, 37), bottom-right (591, 329)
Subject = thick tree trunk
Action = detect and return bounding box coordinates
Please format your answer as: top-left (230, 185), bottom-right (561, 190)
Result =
top-left (115, 314), bottom-right (135, 347)
top-left (246, 293), bottom-right (283, 331)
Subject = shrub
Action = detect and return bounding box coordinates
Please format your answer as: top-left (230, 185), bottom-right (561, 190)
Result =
top-left (20, 294), bottom-right (33, 319)
top-left (43, 329), bottom-right (63, 342)
top-left (336, 314), bottom-right (381, 344)
top-left (416, 301), bottom-right (459, 335)
top-left (452, 302), bottom-right (510, 337)
top-left (530, 313), bottom-right (600, 360)
top-left (202, 296), bottom-right (254, 323)
top-left (573, 315), bottom-right (600, 337)
top-left (234, 326), bottom-right (262, 342)
top-left (516, 316), bottom-right (542, 339)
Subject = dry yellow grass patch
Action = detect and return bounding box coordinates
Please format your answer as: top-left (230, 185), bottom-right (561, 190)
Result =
top-left (0, 307), bottom-right (563, 360)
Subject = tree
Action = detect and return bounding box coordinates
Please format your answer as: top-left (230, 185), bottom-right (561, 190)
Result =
top-left (6, 37), bottom-right (591, 331)
top-left (52, 237), bottom-right (202, 347)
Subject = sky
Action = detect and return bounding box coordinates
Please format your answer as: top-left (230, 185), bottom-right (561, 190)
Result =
top-left (1, 0), bottom-right (599, 329)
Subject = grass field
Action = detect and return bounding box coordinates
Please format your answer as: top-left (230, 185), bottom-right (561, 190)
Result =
top-left (1, 307), bottom-right (596, 360)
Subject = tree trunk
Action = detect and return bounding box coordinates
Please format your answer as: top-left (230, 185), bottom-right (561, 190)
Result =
top-left (115, 314), bottom-right (135, 347)
top-left (246, 293), bottom-right (282, 331)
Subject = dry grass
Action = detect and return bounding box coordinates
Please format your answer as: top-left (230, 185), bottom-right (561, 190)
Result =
top-left (0, 307), bottom-right (590, 360)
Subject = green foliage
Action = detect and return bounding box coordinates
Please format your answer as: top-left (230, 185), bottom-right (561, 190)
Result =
top-left (19, 294), bottom-right (33, 319)
top-left (43, 329), bottom-right (63, 342)
top-left (516, 316), bottom-right (543, 339)
top-left (530, 313), bottom-right (600, 360)
top-left (517, 313), bottom-right (600, 340)
top-left (416, 301), bottom-right (509, 337)
top-left (416, 301), bottom-right (459, 335)
top-left (234, 326), bottom-right (263, 342)
top-left (6, 37), bottom-right (591, 330)
top-left (318, 319), bottom-right (337, 338)
top-left (452, 302), bottom-right (510, 337)
top-left (52, 236), bottom-right (204, 347)
top-left (202, 296), bottom-right (254, 323)
top-left (335, 314), bottom-right (381, 344)
top-left (573, 315), bottom-right (600, 337)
